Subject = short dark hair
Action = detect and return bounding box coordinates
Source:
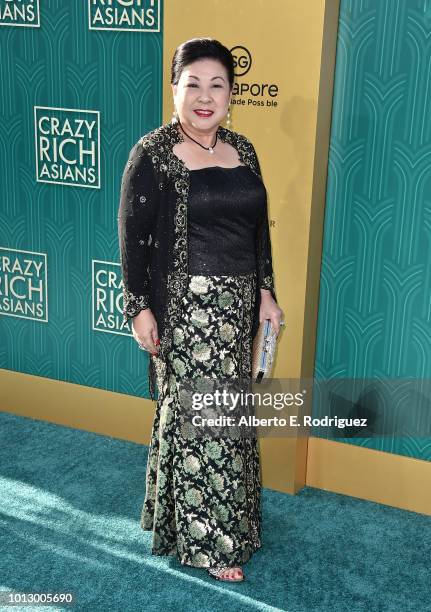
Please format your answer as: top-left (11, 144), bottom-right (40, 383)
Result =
top-left (171, 37), bottom-right (234, 90)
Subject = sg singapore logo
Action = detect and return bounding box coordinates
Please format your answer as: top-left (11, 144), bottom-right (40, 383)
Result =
top-left (231, 46), bottom-right (252, 77)
top-left (229, 44), bottom-right (279, 101)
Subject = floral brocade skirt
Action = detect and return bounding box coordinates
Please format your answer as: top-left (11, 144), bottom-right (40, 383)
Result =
top-left (140, 273), bottom-right (262, 568)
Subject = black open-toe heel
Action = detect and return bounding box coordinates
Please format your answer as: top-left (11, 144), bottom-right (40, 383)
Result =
top-left (207, 566), bottom-right (245, 582)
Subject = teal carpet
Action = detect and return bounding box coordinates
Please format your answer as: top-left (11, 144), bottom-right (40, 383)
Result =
top-left (0, 411), bottom-right (430, 612)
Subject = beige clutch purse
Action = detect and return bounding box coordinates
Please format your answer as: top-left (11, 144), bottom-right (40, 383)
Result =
top-left (252, 319), bottom-right (278, 383)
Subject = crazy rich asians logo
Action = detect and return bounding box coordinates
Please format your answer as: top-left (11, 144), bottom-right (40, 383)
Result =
top-left (34, 106), bottom-right (100, 189)
top-left (88, 0), bottom-right (160, 32)
top-left (92, 260), bottom-right (130, 336)
top-left (0, 247), bottom-right (48, 321)
top-left (0, 0), bottom-right (40, 27)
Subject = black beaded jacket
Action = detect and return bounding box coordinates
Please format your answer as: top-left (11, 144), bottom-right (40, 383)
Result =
top-left (117, 119), bottom-right (277, 399)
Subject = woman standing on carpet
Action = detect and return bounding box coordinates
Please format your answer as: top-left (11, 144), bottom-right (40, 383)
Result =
top-left (118, 37), bottom-right (283, 582)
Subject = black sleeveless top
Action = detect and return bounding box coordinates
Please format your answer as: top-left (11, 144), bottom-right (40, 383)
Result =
top-left (187, 164), bottom-right (267, 276)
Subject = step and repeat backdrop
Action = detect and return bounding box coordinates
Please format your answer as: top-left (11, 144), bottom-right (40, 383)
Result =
top-left (1, 0), bottom-right (164, 399)
top-left (3, 0), bottom-right (427, 465)
top-left (0, 0), bottom-right (302, 405)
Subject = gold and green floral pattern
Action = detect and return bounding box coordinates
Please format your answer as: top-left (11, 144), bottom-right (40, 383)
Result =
top-left (140, 273), bottom-right (262, 568)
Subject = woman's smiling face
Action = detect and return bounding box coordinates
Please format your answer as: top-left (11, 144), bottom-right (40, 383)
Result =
top-left (172, 58), bottom-right (231, 131)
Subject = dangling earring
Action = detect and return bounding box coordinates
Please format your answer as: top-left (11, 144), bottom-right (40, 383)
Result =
top-left (172, 107), bottom-right (178, 123)
top-left (226, 105), bottom-right (232, 129)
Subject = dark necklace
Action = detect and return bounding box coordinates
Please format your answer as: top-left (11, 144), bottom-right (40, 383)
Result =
top-left (178, 119), bottom-right (218, 154)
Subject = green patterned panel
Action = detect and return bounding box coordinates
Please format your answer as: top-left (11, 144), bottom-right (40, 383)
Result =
top-left (313, 0), bottom-right (431, 460)
top-left (0, 0), bottom-right (163, 399)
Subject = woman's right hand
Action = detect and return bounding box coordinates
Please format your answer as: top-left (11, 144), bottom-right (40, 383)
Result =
top-left (131, 308), bottom-right (159, 355)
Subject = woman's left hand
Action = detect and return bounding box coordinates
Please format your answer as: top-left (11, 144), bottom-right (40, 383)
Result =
top-left (259, 289), bottom-right (284, 335)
